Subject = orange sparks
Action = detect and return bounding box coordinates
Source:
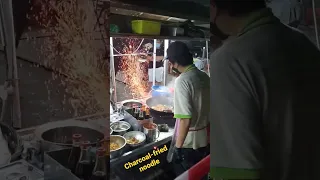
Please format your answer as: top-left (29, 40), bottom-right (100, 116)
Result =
top-left (29, 0), bottom-right (109, 115)
top-left (114, 38), bottom-right (149, 98)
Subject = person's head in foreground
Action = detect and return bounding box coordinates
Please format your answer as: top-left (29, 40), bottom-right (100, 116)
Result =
top-left (166, 41), bottom-right (193, 74)
top-left (210, 0), bottom-right (320, 180)
top-left (210, 0), bottom-right (266, 41)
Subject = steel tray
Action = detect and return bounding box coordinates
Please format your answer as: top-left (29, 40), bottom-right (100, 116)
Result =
top-left (0, 160), bottom-right (43, 180)
top-left (44, 150), bottom-right (79, 180)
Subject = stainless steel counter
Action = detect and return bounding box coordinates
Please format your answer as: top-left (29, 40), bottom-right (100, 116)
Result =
top-left (17, 111), bottom-right (173, 158)
top-left (17, 112), bottom-right (108, 138)
top-left (16, 112), bottom-right (174, 179)
top-left (109, 109), bottom-right (174, 165)
top-left (110, 129), bottom-right (173, 167)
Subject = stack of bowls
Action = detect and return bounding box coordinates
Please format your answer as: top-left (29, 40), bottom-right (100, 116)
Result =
top-left (110, 121), bottom-right (131, 136)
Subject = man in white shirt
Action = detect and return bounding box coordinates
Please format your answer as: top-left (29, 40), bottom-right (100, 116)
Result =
top-left (167, 41), bottom-right (210, 177)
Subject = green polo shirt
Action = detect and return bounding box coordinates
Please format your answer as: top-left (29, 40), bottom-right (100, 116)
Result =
top-left (210, 9), bottom-right (270, 179)
top-left (174, 64), bottom-right (210, 149)
top-left (210, 8), bottom-right (320, 179)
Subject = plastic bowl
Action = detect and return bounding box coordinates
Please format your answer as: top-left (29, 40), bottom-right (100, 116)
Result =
top-left (152, 85), bottom-right (168, 91)
top-left (151, 85), bottom-right (170, 97)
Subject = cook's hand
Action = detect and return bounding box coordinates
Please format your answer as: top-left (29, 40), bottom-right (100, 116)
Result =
top-left (173, 147), bottom-right (184, 163)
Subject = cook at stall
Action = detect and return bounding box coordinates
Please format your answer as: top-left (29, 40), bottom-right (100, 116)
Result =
top-left (166, 41), bottom-right (210, 177)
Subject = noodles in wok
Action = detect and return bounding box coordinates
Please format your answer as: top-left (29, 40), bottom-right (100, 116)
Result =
top-left (152, 104), bottom-right (173, 112)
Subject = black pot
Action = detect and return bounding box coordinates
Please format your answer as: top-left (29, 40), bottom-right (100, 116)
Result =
top-left (121, 100), bottom-right (142, 110)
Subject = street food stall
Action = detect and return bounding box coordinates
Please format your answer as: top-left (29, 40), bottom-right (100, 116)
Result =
top-left (1, 0), bottom-right (317, 179)
top-left (0, 0), bottom-right (209, 179)
top-left (108, 1), bottom-right (210, 179)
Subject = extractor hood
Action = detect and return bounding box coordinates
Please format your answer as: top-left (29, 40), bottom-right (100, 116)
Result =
top-left (110, 8), bottom-right (188, 23)
top-left (110, 0), bottom-right (209, 24)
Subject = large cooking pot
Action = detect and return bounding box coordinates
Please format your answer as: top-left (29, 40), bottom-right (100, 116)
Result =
top-left (34, 120), bottom-right (105, 151)
top-left (146, 96), bottom-right (174, 117)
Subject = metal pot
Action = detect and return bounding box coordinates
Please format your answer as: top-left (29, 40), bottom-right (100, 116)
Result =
top-left (142, 123), bottom-right (160, 142)
top-left (161, 25), bottom-right (184, 36)
top-left (110, 121), bottom-right (131, 136)
top-left (123, 131), bottom-right (146, 148)
top-left (110, 135), bottom-right (126, 159)
top-left (34, 120), bottom-right (105, 151)
top-left (168, 27), bottom-right (184, 36)
top-left (121, 99), bottom-right (142, 110)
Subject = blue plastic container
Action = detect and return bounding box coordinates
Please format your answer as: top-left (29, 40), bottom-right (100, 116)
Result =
top-left (151, 85), bottom-right (170, 97)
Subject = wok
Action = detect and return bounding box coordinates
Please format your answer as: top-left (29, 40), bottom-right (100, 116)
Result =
top-left (146, 96), bottom-right (174, 117)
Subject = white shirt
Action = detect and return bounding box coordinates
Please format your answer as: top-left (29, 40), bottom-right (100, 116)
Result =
top-left (174, 65), bottom-right (210, 149)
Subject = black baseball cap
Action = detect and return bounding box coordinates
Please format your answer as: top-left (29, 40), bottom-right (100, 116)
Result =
top-left (166, 41), bottom-right (193, 66)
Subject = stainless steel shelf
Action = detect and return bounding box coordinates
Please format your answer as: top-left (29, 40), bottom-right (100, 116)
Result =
top-left (110, 33), bottom-right (209, 41)
top-left (110, 0), bottom-right (208, 23)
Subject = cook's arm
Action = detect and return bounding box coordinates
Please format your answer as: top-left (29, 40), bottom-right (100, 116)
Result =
top-left (210, 52), bottom-right (262, 179)
top-left (175, 118), bottom-right (190, 148)
top-left (173, 79), bottom-right (192, 148)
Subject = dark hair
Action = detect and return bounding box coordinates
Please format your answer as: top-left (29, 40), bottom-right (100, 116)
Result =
top-left (167, 41), bottom-right (193, 66)
top-left (212, 0), bottom-right (266, 16)
top-left (169, 53), bottom-right (193, 66)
